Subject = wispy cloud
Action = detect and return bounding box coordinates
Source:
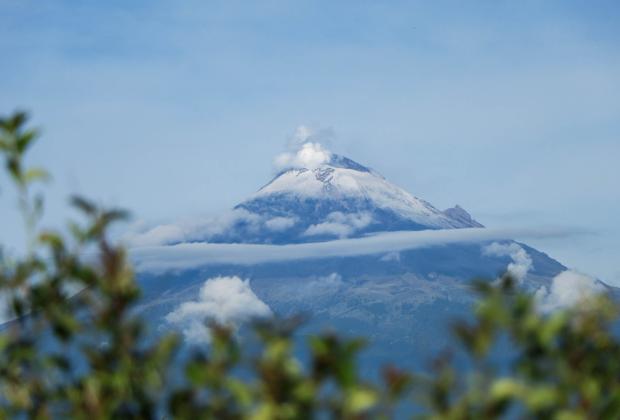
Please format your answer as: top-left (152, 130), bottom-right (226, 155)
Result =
top-left (294, 273), bottom-right (344, 299)
top-left (123, 208), bottom-right (262, 247)
top-left (131, 227), bottom-right (582, 273)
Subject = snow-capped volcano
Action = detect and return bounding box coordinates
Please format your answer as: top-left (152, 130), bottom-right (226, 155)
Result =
top-left (129, 137), bottom-right (587, 377)
top-left (126, 146), bottom-right (483, 247)
top-left (222, 153), bottom-right (483, 243)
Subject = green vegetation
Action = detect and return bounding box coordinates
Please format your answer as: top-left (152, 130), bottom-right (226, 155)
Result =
top-left (1, 112), bottom-right (619, 419)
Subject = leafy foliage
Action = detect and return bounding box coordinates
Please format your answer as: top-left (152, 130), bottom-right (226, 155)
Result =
top-left (0, 112), bottom-right (618, 419)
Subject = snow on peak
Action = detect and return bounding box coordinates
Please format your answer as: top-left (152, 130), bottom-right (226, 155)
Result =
top-left (252, 153), bottom-right (479, 229)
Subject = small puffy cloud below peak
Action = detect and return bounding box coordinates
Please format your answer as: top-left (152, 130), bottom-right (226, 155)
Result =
top-left (535, 270), bottom-right (605, 313)
top-left (165, 276), bottom-right (272, 344)
top-left (303, 211), bottom-right (373, 238)
top-left (483, 242), bottom-right (533, 283)
top-left (264, 216), bottom-right (298, 232)
top-left (304, 222), bottom-right (353, 238)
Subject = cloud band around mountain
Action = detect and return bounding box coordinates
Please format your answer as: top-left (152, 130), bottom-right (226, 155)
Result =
top-left (131, 227), bottom-right (583, 273)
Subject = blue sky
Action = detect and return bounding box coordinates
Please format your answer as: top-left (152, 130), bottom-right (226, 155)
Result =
top-left (1, 1), bottom-right (619, 284)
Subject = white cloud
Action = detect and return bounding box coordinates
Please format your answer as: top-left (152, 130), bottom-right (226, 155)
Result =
top-left (123, 208), bottom-right (262, 247)
top-left (274, 141), bottom-right (332, 171)
top-left (165, 276), bottom-right (272, 343)
top-left (334, 212), bottom-right (373, 229)
top-left (304, 222), bottom-right (353, 238)
top-left (273, 126), bottom-right (335, 171)
top-left (264, 216), bottom-right (297, 232)
top-left (303, 212), bottom-right (372, 238)
top-left (124, 208), bottom-right (372, 247)
top-left (131, 226), bottom-right (580, 273)
top-left (125, 224), bottom-right (186, 248)
top-left (483, 242), bottom-right (533, 283)
top-left (290, 125), bottom-right (314, 146)
top-left (535, 270), bottom-right (605, 313)
top-left (211, 209), bottom-right (262, 235)
top-left (286, 125), bottom-right (335, 150)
